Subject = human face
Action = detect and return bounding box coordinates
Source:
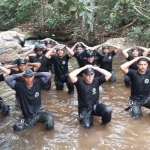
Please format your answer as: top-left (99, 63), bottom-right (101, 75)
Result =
top-left (36, 49), bottom-right (43, 57)
top-left (46, 44), bottom-right (51, 48)
top-left (76, 47), bottom-right (83, 53)
top-left (132, 50), bottom-right (139, 57)
top-left (103, 49), bottom-right (109, 55)
top-left (87, 56), bottom-right (94, 63)
top-left (23, 75), bottom-right (34, 86)
top-left (83, 73), bottom-right (95, 84)
top-left (18, 64), bottom-right (27, 72)
top-left (137, 61), bottom-right (148, 74)
top-left (56, 49), bottom-right (64, 57)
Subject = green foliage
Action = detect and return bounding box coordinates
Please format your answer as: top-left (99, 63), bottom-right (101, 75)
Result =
top-left (48, 0), bottom-right (98, 20)
top-left (44, 8), bottom-right (70, 28)
top-left (0, 0), bottom-right (41, 30)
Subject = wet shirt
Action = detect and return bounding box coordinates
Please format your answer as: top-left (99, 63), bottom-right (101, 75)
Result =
top-left (50, 54), bottom-right (70, 78)
top-left (127, 55), bottom-right (138, 70)
top-left (74, 76), bottom-right (106, 111)
top-left (14, 79), bottom-right (45, 118)
top-left (127, 69), bottom-right (150, 98)
top-left (10, 69), bottom-right (24, 83)
top-left (73, 50), bottom-right (86, 68)
top-left (29, 55), bottom-right (50, 72)
top-left (100, 51), bottom-right (116, 72)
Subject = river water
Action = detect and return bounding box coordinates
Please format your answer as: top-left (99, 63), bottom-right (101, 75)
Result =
top-left (0, 42), bottom-right (150, 150)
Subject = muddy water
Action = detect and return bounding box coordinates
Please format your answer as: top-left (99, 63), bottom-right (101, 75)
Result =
top-left (1, 61), bottom-right (150, 150)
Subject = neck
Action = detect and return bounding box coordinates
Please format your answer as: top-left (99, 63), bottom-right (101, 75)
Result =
top-left (138, 70), bottom-right (146, 74)
top-left (26, 82), bottom-right (33, 87)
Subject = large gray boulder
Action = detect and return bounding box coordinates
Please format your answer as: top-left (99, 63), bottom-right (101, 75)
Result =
top-left (0, 31), bottom-right (25, 62)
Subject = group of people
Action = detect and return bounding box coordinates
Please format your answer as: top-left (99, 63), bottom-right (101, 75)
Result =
top-left (0, 38), bottom-right (150, 131)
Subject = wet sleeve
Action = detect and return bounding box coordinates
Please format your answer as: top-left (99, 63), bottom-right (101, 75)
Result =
top-left (76, 50), bottom-right (86, 58)
top-left (29, 56), bottom-right (35, 63)
top-left (34, 72), bottom-right (50, 84)
top-left (126, 69), bottom-right (134, 78)
top-left (5, 74), bottom-right (20, 89)
top-left (10, 69), bottom-right (18, 75)
top-left (97, 75), bottom-right (106, 85)
top-left (111, 50), bottom-right (116, 56)
top-left (126, 55), bottom-right (132, 61)
top-left (73, 78), bottom-right (80, 87)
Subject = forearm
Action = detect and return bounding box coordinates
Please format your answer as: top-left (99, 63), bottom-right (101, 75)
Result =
top-left (66, 46), bottom-right (74, 57)
top-left (71, 43), bottom-right (77, 51)
top-left (120, 58), bottom-right (138, 74)
top-left (0, 66), bottom-right (11, 75)
top-left (139, 46), bottom-right (149, 56)
top-left (4, 64), bottom-right (17, 69)
top-left (27, 62), bottom-right (41, 72)
top-left (94, 50), bottom-right (104, 58)
top-left (94, 67), bottom-right (111, 81)
top-left (5, 74), bottom-right (20, 88)
top-left (122, 48), bottom-right (131, 58)
top-left (93, 44), bottom-right (102, 50)
top-left (34, 72), bottom-right (51, 84)
top-left (69, 66), bottom-right (87, 78)
top-left (20, 49), bottom-right (34, 57)
top-left (45, 48), bottom-right (54, 58)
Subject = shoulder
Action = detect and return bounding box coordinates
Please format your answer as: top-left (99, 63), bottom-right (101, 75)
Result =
top-left (110, 50), bottom-right (116, 56)
top-left (74, 78), bottom-right (83, 85)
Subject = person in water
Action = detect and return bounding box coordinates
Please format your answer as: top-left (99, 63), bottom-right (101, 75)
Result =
top-left (21, 43), bottom-right (52, 90)
top-left (5, 69), bottom-right (54, 131)
top-left (4, 57), bottom-right (41, 105)
top-left (45, 44), bottom-right (74, 94)
top-left (69, 65), bottom-right (112, 127)
top-left (120, 56), bottom-right (150, 119)
top-left (122, 45), bottom-right (149, 86)
top-left (0, 65), bottom-right (12, 116)
top-left (100, 44), bottom-right (120, 82)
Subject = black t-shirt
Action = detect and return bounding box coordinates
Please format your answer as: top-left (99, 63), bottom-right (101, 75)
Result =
top-left (10, 69), bottom-right (25, 83)
top-left (29, 55), bottom-right (50, 72)
top-left (127, 55), bottom-right (138, 70)
top-left (74, 76), bottom-right (106, 111)
top-left (50, 54), bottom-right (70, 78)
top-left (74, 51), bottom-right (86, 68)
top-left (0, 74), bottom-right (4, 81)
top-left (100, 51), bottom-right (116, 72)
top-left (14, 79), bottom-right (45, 118)
top-left (127, 69), bottom-right (150, 98)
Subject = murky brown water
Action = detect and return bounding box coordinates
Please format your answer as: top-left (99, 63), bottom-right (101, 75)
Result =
top-left (0, 60), bottom-right (150, 150)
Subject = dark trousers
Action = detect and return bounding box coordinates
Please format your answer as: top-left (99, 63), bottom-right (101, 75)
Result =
top-left (79, 102), bottom-right (112, 128)
top-left (128, 97), bottom-right (150, 119)
top-left (124, 75), bottom-right (130, 86)
top-left (54, 75), bottom-right (74, 94)
top-left (109, 71), bottom-right (116, 82)
top-left (25, 109), bottom-right (54, 130)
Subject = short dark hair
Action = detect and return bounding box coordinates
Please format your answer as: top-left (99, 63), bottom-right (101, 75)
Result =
top-left (137, 58), bottom-right (148, 63)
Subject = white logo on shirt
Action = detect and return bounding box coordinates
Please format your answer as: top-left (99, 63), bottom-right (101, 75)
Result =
top-left (145, 79), bottom-right (149, 84)
top-left (62, 61), bottom-right (66, 65)
top-left (35, 92), bottom-right (39, 98)
top-left (109, 56), bottom-right (112, 59)
top-left (92, 88), bottom-right (96, 95)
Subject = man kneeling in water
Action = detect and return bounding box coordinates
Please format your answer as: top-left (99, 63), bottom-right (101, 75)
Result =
top-left (5, 69), bottom-right (54, 131)
top-left (69, 65), bottom-right (112, 127)
top-left (120, 57), bottom-right (150, 119)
